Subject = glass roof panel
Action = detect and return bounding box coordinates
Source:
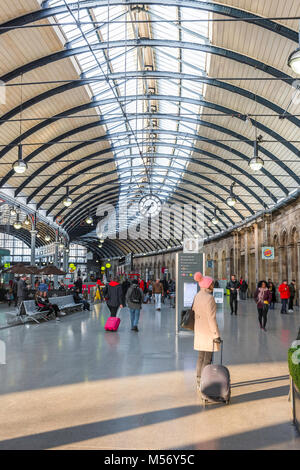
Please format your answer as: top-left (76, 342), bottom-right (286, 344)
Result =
top-left (47, 0), bottom-right (209, 231)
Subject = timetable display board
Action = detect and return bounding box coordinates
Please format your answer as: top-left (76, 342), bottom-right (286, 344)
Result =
top-left (175, 252), bottom-right (204, 333)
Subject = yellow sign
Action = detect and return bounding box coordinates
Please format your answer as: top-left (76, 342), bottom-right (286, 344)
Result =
top-left (106, 263), bottom-right (111, 268)
top-left (101, 266), bottom-right (105, 271)
top-left (4, 263), bottom-right (10, 268)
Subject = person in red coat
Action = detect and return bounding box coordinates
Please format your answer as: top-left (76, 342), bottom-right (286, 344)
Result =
top-left (278, 280), bottom-right (290, 314)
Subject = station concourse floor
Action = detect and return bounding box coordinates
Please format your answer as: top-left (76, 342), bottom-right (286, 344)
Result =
top-left (0, 298), bottom-right (299, 450)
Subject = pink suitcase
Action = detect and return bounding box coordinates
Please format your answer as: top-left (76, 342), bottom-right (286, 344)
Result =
top-left (105, 316), bottom-right (121, 331)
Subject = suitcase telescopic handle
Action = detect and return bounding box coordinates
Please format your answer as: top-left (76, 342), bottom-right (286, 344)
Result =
top-left (212, 339), bottom-right (223, 365)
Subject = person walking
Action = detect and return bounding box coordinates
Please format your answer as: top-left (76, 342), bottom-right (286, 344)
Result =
top-left (254, 281), bottom-right (272, 331)
top-left (126, 279), bottom-right (143, 332)
top-left (278, 280), bottom-right (290, 314)
top-left (122, 277), bottom-right (131, 306)
top-left (226, 275), bottom-right (240, 315)
top-left (106, 277), bottom-right (123, 317)
top-left (239, 277), bottom-right (248, 300)
top-left (288, 280), bottom-right (296, 313)
top-left (193, 272), bottom-right (222, 391)
top-left (152, 279), bottom-right (164, 310)
top-left (268, 280), bottom-right (276, 310)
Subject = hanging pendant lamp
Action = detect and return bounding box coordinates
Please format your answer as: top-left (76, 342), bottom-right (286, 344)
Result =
top-left (226, 183), bottom-right (237, 207)
top-left (63, 186), bottom-right (73, 207)
top-left (249, 140), bottom-right (264, 171)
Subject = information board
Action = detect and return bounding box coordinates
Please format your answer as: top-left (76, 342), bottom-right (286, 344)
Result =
top-left (175, 252), bottom-right (204, 333)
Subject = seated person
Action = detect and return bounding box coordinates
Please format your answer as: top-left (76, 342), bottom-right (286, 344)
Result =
top-left (73, 288), bottom-right (90, 311)
top-left (35, 291), bottom-right (64, 321)
top-left (58, 280), bottom-right (66, 291)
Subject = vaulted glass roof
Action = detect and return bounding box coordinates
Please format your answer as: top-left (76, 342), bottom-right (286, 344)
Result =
top-left (48, 0), bottom-right (209, 231)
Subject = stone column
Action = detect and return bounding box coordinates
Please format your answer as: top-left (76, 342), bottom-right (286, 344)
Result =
top-left (297, 243), bottom-right (300, 303)
top-left (254, 223), bottom-right (259, 286)
top-left (278, 246), bottom-right (283, 283)
top-left (263, 217), bottom-right (271, 280)
top-left (30, 230), bottom-right (38, 286)
top-left (54, 241), bottom-right (59, 288)
top-left (63, 248), bottom-right (69, 274)
top-left (244, 229), bottom-right (249, 283)
top-left (287, 244), bottom-right (294, 284)
top-left (233, 232), bottom-right (238, 275)
top-left (225, 256), bottom-right (231, 281)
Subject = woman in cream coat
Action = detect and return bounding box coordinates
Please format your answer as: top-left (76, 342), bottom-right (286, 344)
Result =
top-left (193, 272), bottom-right (222, 390)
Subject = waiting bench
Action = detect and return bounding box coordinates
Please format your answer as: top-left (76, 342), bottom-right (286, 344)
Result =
top-left (17, 295), bottom-right (84, 325)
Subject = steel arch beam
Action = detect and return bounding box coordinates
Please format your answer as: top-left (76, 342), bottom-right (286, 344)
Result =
top-left (4, 95), bottom-right (294, 193)
top-left (21, 119), bottom-right (279, 205)
top-left (0, 39), bottom-right (294, 86)
top-left (32, 135), bottom-right (275, 214)
top-left (65, 193), bottom-right (214, 239)
top-left (64, 188), bottom-right (217, 234)
top-left (44, 163), bottom-right (253, 217)
top-left (3, 71), bottom-right (299, 134)
top-left (54, 173), bottom-right (241, 228)
top-left (57, 185), bottom-right (230, 235)
top-left (60, 185), bottom-right (225, 230)
top-left (35, 153), bottom-right (267, 216)
top-left (11, 124), bottom-right (286, 211)
top-left (1, 1), bottom-right (297, 43)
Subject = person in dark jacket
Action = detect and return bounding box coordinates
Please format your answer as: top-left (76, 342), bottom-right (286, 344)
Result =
top-left (17, 275), bottom-right (28, 308)
top-left (122, 278), bottom-right (131, 305)
top-left (73, 288), bottom-right (90, 311)
top-left (35, 291), bottom-right (62, 321)
top-left (75, 276), bottom-right (83, 293)
top-left (226, 275), bottom-right (240, 315)
top-left (268, 280), bottom-right (276, 310)
top-left (288, 280), bottom-right (296, 313)
top-left (12, 277), bottom-right (19, 307)
top-left (239, 277), bottom-right (248, 300)
top-left (126, 280), bottom-right (144, 331)
top-left (254, 281), bottom-right (272, 331)
top-left (106, 277), bottom-right (123, 317)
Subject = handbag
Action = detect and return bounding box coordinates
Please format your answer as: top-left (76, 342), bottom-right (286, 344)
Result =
top-left (180, 308), bottom-right (195, 331)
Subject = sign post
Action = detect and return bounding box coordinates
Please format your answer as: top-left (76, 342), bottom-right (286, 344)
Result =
top-left (175, 252), bottom-right (204, 334)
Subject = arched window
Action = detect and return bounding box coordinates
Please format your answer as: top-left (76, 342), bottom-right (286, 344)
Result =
top-left (0, 233), bottom-right (30, 262)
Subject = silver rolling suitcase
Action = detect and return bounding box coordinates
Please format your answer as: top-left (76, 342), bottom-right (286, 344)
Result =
top-left (200, 341), bottom-right (231, 406)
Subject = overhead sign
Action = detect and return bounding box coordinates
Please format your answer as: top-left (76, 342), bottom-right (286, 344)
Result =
top-left (207, 260), bottom-right (214, 268)
top-left (262, 246), bottom-right (275, 260)
top-left (183, 238), bottom-right (200, 254)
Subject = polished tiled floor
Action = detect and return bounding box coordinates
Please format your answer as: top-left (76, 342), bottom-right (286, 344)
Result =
top-left (0, 298), bottom-right (299, 450)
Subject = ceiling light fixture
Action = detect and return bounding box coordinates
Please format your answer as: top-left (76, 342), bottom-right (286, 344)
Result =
top-left (13, 145), bottom-right (28, 174)
top-left (226, 183), bottom-right (237, 207)
top-left (212, 208), bottom-right (219, 225)
top-left (249, 140), bottom-right (264, 171)
top-left (85, 211), bottom-right (93, 225)
top-left (13, 214), bottom-right (22, 230)
top-left (288, 23), bottom-right (300, 74)
top-left (63, 186), bottom-right (73, 207)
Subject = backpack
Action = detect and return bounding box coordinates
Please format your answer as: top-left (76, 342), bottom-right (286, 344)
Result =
top-left (129, 286), bottom-right (142, 304)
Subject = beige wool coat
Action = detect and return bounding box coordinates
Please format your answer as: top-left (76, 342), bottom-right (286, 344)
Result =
top-left (193, 288), bottom-right (221, 352)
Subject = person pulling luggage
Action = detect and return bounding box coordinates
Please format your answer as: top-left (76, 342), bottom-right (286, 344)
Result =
top-left (193, 272), bottom-right (222, 392)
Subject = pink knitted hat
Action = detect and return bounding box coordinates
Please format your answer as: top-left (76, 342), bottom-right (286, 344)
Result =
top-left (194, 272), bottom-right (214, 289)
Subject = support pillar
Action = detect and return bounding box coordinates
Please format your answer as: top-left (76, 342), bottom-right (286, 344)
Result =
top-left (278, 246), bottom-right (283, 283)
top-left (54, 241), bottom-right (59, 288)
top-left (254, 223), bottom-right (259, 286)
top-left (30, 230), bottom-right (37, 286)
top-left (244, 229), bottom-right (249, 283)
top-left (297, 243), bottom-right (300, 304)
top-left (287, 244), bottom-right (294, 284)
